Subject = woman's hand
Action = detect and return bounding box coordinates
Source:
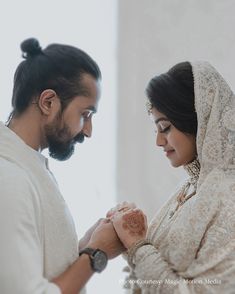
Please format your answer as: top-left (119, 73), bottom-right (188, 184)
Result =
top-left (106, 201), bottom-right (136, 219)
top-left (111, 208), bottom-right (148, 249)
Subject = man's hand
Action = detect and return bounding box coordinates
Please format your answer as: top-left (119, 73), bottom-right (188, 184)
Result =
top-left (79, 218), bottom-right (105, 251)
top-left (87, 219), bottom-right (125, 259)
top-left (111, 208), bottom-right (148, 249)
top-left (106, 201), bottom-right (136, 219)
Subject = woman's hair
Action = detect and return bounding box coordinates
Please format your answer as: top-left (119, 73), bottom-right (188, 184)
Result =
top-left (11, 38), bottom-right (101, 116)
top-left (146, 61), bottom-right (197, 135)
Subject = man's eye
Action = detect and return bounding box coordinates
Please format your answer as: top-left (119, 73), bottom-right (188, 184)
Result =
top-left (82, 111), bottom-right (93, 120)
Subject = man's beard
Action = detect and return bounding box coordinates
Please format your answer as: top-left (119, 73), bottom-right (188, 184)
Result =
top-left (45, 114), bottom-right (85, 161)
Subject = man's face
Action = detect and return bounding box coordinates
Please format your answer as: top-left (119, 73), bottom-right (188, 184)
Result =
top-left (44, 74), bottom-right (101, 161)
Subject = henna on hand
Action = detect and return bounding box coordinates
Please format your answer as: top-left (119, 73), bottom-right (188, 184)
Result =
top-left (122, 210), bottom-right (145, 236)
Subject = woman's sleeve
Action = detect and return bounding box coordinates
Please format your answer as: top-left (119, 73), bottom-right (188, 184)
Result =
top-left (0, 166), bottom-right (61, 294)
top-left (132, 233), bottom-right (235, 293)
top-left (129, 181), bottom-right (235, 293)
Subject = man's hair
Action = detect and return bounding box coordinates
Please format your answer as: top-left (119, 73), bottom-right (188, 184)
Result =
top-left (11, 38), bottom-right (101, 116)
top-left (146, 61), bottom-right (197, 135)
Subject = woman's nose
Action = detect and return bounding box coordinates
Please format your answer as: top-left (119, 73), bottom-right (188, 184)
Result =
top-left (156, 132), bottom-right (166, 147)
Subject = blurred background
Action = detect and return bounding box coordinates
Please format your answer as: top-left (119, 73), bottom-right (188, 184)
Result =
top-left (0, 0), bottom-right (235, 292)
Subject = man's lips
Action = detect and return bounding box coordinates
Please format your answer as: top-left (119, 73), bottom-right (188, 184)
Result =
top-left (74, 133), bottom-right (85, 143)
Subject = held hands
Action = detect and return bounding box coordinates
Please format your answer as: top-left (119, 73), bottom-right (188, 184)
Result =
top-left (81, 202), bottom-right (147, 260)
top-left (111, 207), bottom-right (148, 249)
top-left (106, 201), bottom-right (137, 218)
top-left (87, 219), bottom-right (125, 259)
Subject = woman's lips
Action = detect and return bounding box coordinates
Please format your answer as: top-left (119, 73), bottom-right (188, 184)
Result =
top-left (165, 150), bottom-right (175, 157)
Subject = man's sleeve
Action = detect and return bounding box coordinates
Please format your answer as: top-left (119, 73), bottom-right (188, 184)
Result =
top-left (0, 164), bottom-right (61, 294)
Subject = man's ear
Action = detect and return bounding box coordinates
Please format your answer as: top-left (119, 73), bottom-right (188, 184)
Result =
top-left (38, 89), bottom-right (60, 115)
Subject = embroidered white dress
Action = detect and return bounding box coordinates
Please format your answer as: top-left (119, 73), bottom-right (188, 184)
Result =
top-left (0, 123), bottom-right (85, 294)
top-left (126, 62), bottom-right (235, 293)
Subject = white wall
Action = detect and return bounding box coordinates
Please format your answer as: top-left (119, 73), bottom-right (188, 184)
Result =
top-left (0, 1), bottom-right (126, 293)
top-left (117, 0), bottom-right (235, 220)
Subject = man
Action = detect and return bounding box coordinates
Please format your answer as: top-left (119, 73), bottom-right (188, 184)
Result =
top-left (0, 38), bottom-right (124, 293)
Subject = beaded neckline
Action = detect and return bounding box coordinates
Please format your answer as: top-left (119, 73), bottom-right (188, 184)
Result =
top-left (183, 157), bottom-right (200, 190)
top-left (168, 158), bottom-right (200, 219)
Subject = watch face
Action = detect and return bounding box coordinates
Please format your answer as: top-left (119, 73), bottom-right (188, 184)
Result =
top-left (92, 250), bottom-right (108, 273)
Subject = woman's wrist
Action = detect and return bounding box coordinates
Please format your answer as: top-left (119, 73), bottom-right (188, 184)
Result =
top-left (127, 239), bottom-right (152, 268)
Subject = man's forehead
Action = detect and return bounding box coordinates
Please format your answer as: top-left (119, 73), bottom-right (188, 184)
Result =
top-left (78, 84), bottom-right (95, 98)
top-left (79, 77), bottom-right (101, 101)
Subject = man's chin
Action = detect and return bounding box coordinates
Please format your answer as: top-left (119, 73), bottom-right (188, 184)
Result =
top-left (48, 145), bottom-right (75, 161)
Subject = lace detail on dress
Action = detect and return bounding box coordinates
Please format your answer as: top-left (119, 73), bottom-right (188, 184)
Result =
top-left (192, 61), bottom-right (235, 188)
top-left (183, 157), bottom-right (200, 189)
top-left (167, 158), bottom-right (200, 219)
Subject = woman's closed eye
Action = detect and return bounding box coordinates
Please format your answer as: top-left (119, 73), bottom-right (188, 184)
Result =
top-left (154, 125), bottom-right (171, 134)
top-left (159, 125), bottom-right (171, 133)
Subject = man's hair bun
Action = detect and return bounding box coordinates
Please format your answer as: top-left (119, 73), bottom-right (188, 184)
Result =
top-left (20, 38), bottom-right (42, 58)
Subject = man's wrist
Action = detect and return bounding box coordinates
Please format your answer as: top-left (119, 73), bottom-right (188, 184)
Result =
top-left (79, 252), bottom-right (91, 265)
top-left (79, 247), bottom-right (108, 273)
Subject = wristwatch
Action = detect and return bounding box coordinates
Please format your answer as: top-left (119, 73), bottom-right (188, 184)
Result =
top-left (79, 247), bottom-right (108, 273)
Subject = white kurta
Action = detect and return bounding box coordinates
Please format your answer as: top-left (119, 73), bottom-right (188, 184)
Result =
top-left (0, 122), bottom-right (84, 293)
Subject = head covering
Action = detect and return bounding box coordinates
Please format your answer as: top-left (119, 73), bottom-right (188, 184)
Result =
top-left (192, 61), bottom-right (235, 188)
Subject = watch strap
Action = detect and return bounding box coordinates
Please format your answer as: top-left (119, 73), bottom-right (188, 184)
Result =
top-left (79, 247), bottom-right (97, 257)
top-left (79, 247), bottom-right (108, 273)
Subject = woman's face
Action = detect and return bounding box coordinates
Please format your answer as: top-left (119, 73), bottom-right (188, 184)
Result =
top-left (150, 108), bottom-right (197, 167)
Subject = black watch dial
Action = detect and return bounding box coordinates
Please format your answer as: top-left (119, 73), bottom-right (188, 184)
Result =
top-left (92, 250), bottom-right (108, 273)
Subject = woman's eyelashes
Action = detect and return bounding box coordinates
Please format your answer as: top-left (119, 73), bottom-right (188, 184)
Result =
top-left (154, 125), bottom-right (171, 134)
top-left (159, 125), bottom-right (171, 133)
top-left (154, 124), bottom-right (171, 134)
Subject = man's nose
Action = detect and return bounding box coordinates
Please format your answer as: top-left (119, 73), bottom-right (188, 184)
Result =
top-left (82, 119), bottom-right (92, 138)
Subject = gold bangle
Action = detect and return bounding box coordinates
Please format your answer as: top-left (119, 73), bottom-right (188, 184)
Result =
top-left (127, 239), bottom-right (152, 268)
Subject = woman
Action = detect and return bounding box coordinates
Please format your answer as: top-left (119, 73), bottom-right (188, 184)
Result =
top-left (108, 61), bottom-right (235, 293)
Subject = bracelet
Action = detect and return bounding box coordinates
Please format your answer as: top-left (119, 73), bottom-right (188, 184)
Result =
top-left (127, 239), bottom-right (152, 268)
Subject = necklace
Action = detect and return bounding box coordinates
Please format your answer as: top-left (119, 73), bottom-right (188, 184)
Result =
top-left (169, 158), bottom-right (200, 219)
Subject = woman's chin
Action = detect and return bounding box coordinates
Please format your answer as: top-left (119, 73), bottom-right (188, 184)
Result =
top-left (169, 158), bottom-right (182, 168)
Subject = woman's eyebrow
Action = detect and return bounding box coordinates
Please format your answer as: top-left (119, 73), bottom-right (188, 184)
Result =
top-left (155, 117), bottom-right (170, 124)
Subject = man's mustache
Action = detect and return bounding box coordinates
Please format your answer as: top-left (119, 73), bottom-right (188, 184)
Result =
top-left (74, 132), bottom-right (85, 143)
